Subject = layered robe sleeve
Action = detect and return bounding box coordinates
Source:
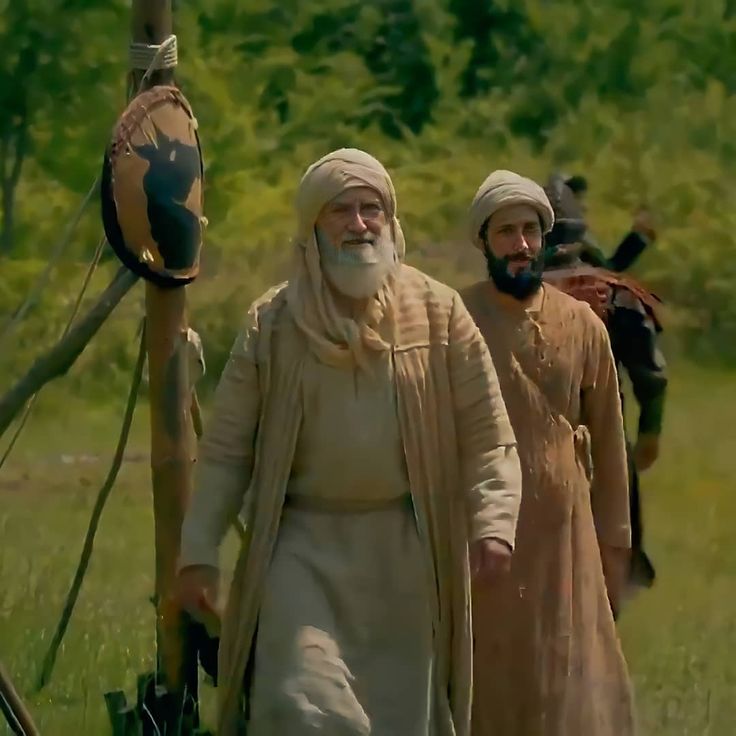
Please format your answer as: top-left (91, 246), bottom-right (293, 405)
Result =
top-left (179, 309), bottom-right (262, 570)
top-left (447, 294), bottom-right (522, 548)
top-left (581, 313), bottom-right (631, 549)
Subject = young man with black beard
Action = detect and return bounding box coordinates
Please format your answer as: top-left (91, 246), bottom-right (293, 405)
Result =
top-left (461, 170), bottom-right (636, 736)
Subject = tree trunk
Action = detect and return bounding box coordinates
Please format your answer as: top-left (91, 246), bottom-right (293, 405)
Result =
top-left (0, 110), bottom-right (28, 256)
top-left (0, 138), bottom-right (14, 255)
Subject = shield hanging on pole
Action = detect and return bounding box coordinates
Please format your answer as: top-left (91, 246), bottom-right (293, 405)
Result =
top-left (101, 85), bottom-right (205, 288)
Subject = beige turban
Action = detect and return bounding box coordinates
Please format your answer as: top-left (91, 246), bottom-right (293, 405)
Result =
top-left (468, 169), bottom-right (555, 249)
top-left (286, 148), bottom-right (405, 369)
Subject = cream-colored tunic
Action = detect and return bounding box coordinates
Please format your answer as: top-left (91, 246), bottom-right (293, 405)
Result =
top-left (248, 351), bottom-right (433, 735)
top-left (286, 352), bottom-right (409, 504)
top-left (179, 267), bottom-right (524, 735)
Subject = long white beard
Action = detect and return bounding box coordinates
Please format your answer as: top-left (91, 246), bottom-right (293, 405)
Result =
top-left (316, 225), bottom-right (398, 299)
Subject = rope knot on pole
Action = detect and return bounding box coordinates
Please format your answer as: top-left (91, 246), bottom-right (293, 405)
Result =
top-left (128, 34), bottom-right (178, 73)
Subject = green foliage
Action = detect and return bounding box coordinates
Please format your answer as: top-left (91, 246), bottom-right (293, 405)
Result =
top-left (0, 259), bottom-right (143, 400)
top-left (0, 1), bottom-right (127, 253)
top-left (2, 0), bottom-right (736, 395)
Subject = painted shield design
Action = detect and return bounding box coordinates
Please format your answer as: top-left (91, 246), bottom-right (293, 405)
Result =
top-left (101, 85), bottom-right (204, 287)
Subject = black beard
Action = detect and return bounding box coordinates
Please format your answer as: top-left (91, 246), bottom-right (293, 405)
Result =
top-left (484, 247), bottom-right (544, 300)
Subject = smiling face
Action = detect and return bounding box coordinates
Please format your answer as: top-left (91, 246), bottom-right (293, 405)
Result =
top-left (485, 203), bottom-right (544, 273)
top-left (314, 186), bottom-right (397, 299)
top-left (482, 203), bottom-right (545, 300)
top-left (315, 186), bottom-right (388, 262)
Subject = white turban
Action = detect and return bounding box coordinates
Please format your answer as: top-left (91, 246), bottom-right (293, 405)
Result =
top-left (468, 169), bottom-right (555, 249)
top-left (286, 148), bottom-right (403, 369)
top-left (294, 148), bottom-right (405, 258)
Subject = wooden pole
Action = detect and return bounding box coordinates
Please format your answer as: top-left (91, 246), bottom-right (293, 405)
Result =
top-left (144, 285), bottom-right (196, 689)
top-left (0, 662), bottom-right (40, 736)
top-left (129, 0), bottom-right (199, 728)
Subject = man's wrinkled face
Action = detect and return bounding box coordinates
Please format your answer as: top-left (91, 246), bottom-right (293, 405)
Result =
top-left (483, 203), bottom-right (545, 300)
top-left (315, 186), bottom-right (397, 299)
top-left (315, 187), bottom-right (388, 262)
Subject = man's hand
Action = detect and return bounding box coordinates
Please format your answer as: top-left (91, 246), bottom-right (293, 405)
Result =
top-left (176, 564), bottom-right (221, 635)
top-left (470, 537), bottom-right (512, 585)
top-left (600, 545), bottom-right (631, 619)
top-left (634, 433), bottom-right (660, 472)
top-left (631, 208), bottom-right (657, 242)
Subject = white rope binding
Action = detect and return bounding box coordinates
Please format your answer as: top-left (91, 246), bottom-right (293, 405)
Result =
top-left (128, 34), bottom-right (178, 72)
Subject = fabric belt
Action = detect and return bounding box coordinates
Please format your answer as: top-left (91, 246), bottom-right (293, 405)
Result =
top-left (573, 424), bottom-right (593, 482)
top-left (283, 492), bottom-right (412, 514)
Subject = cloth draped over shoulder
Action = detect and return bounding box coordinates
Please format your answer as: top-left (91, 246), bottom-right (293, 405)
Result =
top-left (286, 148), bottom-right (406, 370)
top-left (179, 149), bottom-right (523, 734)
top-left (181, 266), bottom-right (522, 735)
top-left (468, 169), bottom-right (555, 249)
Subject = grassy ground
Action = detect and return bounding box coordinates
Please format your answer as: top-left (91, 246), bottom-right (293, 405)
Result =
top-left (0, 363), bottom-right (734, 734)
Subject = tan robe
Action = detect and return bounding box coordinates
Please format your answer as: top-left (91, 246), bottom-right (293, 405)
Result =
top-left (461, 282), bottom-right (635, 736)
top-left (247, 350), bottom-right (433, 735)
top-left (180, 265), bottom-right (523, 735)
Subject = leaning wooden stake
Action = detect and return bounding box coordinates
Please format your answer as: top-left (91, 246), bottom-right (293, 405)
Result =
top-left (0, 266), bottom-right (138, 440)
top-left (0, 662), bottom-right (40, 736)
top-left (35, 323), bottom-right (146, 692)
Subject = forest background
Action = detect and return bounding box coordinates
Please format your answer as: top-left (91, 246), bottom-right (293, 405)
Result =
top-left (2, 0), bottom-right (736, 388)
top-left (1, 2), bottom-right (735, 734)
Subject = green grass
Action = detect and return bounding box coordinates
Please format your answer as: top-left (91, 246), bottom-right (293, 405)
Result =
top-left (618, 364), bottom-right (736, 735)
top-left (1, 364), bottom-right (734, 734)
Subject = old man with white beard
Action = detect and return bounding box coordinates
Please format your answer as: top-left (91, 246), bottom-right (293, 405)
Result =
top-left (176, 148), bottom-right (523, 735)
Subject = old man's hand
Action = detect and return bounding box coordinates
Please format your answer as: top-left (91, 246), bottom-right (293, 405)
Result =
top-left (470, 537), bottom-right (512, 585)
top-left (177, 564), bottom-right (222, 636)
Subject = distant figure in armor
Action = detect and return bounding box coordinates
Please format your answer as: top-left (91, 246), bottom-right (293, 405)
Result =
top-left (543, 174), bottom-right (668, 593)
top-left (555, 172), bottom-right (657, 273)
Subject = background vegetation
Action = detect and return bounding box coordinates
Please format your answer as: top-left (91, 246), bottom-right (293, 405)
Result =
top-left (2, 0), bottom-right (736, 392)
top-left (1, 1), bottom-right (735, 733)
top-left (2, 366), bottom-right (734, 734)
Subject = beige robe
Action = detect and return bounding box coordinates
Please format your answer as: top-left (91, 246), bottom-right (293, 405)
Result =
top-left (461, 282), bottom-right (635, 736)
top-left (180, 265), bottom-right (522, 735)
top-left (248, 350), bottom-right (433, 735)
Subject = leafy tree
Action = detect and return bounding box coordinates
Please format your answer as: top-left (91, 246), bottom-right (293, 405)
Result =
top-left (0, 0), bottom-right (126, 255)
